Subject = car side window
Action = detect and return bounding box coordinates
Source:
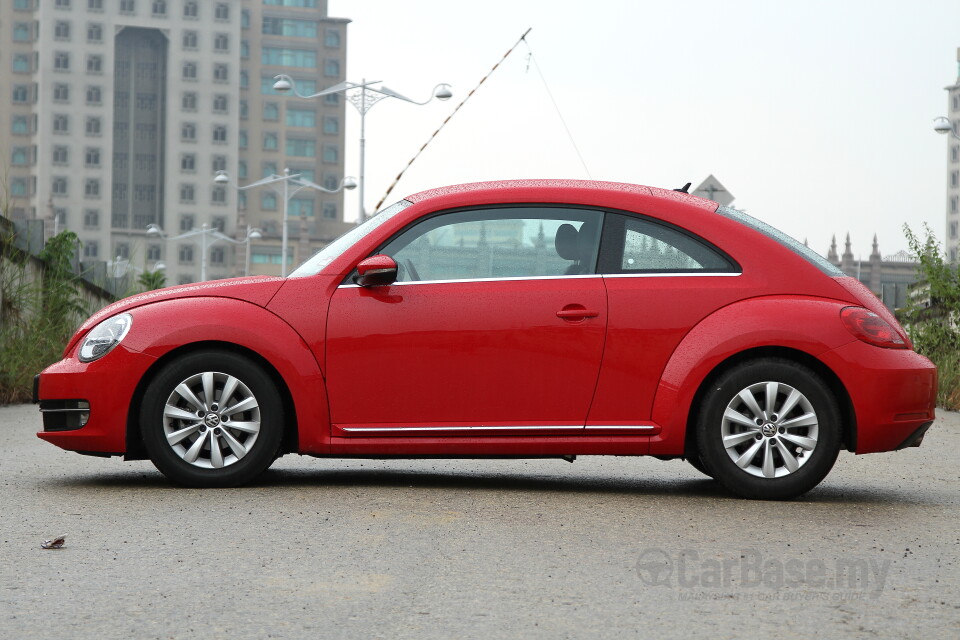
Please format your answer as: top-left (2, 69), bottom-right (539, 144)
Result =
top-left (599, 213), bottom-right (736, 274)
top-left (380, 207), bottom-right (603, 282)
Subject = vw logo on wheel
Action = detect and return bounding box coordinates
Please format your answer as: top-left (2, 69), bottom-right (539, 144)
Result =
top-left (204, 413), bottom-right (221, 429)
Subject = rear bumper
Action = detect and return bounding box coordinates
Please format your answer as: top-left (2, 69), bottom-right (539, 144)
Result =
top-left (35, 346), bottom-right (157, 454)
top-left (819, 340), bottom-right (937, 454)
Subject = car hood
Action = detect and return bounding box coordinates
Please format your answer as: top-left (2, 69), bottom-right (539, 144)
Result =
top-left (68, 276), bottom-right (285, 353)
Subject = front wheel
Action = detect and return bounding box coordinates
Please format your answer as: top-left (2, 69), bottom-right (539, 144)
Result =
top-left (695, 358), bottom-right (841, 500)
top-left (140, 350), bottom-right (284, 487)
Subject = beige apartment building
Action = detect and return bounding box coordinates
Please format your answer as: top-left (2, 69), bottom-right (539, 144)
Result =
top-left (0, 0), bottom-right (350, 284)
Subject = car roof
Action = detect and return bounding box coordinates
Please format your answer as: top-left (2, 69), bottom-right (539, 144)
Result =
top-left (404, 179), bottom-right (719, 213)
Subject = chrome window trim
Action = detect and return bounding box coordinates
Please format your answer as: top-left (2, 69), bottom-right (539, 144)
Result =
top-left (338, 272), bottom-right (740, 288)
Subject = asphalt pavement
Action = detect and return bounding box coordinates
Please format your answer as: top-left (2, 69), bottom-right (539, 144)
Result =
top-left (1, 403), bottom-right (958, 639)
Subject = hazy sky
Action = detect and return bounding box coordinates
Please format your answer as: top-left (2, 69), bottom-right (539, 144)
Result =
top-left (327, 0), bottom-right (959, 259)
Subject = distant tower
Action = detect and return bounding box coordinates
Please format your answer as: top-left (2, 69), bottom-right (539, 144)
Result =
top-left (869, 234), bottom-right (882, 293)
top-left (946, 47), bottom-right (960, 262)
top-left (827, 235), bottom-right (838, 263)
top-left (841, 233), bottom-right (855, 272)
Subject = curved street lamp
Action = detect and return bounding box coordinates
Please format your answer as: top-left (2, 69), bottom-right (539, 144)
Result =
top-left (147, 222), bottom-right (263, 281)
top-left (934, 116), bottom-right (960, 140)
top-left (273, 75), bottom-right (452, 223)
top-left (215, 169), bottom-right (356, 277)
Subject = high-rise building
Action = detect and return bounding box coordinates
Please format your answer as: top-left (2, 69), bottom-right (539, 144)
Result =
top-left (946, 48), bottom-right (960, 263)
top-left (0, 0), bottom-right (350, 284)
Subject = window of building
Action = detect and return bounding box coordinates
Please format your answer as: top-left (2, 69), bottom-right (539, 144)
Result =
top-left (214, 3), bottom-right (229, 20)
top-left (85, 179), bottom-right (100, 198)
top-left (84, 241), bottom-right (99, 259)
top-left (53, 146), bottom-right (69, 164)
top-left (953, 196), bottom-right (959, 214)
top-left (263, 17), bottom-right (319, 38)
top-left (289, 198), bottom-right (314, 217)
top-left (15, 0), bottom-right (34, 9)
top-left (182, 62), bottom-right (197, 80)
top-left (180, 184), bottom-right (195, 203)
top-left (88, 0), bottom-right (103, 10)
top-left (83, 209), bottom-right (99, 228)
top-left (179, 245), bottom-right (194, 263)
top-left (322, 202), bottom-right (337, 219)
top-left (241, 40), bottom-right (249, 59)
top-left (183, 0), bottom-right (197, 18)
top-left (120, 0), bottom-right (135, 14)
top-left (11, 147), bottom-right (29, 166)
top-left (322, 144), bottom-right (338, 163)
top-left (53, 84), bottom-right (70, 102)
top-left (213, 94), bottom-right (228, 112)
top-left (953, 171), bottom-right (959, 189)
top-left (214, 33), bottom-right (229, 51)
top-left (262, 193), bottom-right (277, 210)
top-left (181, 154), bottom-right (195, 171)
top-left (182, 92), bottom-right (197, 110)
top-left (324, 93), bottom-right (339, 106)
top-left (241, 10), bottom-right (250, 29)
top-left (87, 23), bottom-right (103, 42)
top-left (240, 71), bottom-right (249, 89)
top-left (54, 208), bottom-right (67, 226)
top-left (239, 130), bottom-right (248, 149)
top-left (182, 31), bottom-right (198, 49)
top-left (86, 117), bottom-right (101, 136)
top-left (9, 179), bottom-right (27, 197)
top-left (210, 246), bottom-right (226, 265)
top-left (213, 126), bottom-right (227, 143)
top-left (53, 114), bottom-right (69, 134)
top-left (240, 100), bottom-right (249, 119)
top-left (238, 161), bottom-right (247, 179)
top-left (181, 123), bottom-right (196, 141)
top-left (263, 133), bottom-right (279, 150)
top-left (86, 85), bottom-right (102, 105)
top-left (286, 109), bottom-right (316, 128)
top-left (263, 102), bottom-right (280, 120)
top-left (54, 52), bottom-right (70, 72)
top-left (212, 187), bottom-right (226, 204)
top-left (85, 147), bottom-right (101, 166)
top-left (13, 23), bottom-right (32, 42)
top-left (55, 0), bottom-right (71, 8)
top-left (179, 214), bottom-right (194, 232)
top-left (212, 156), bottom-right (227, 173)
top-left (55, 21), bottom-right (71, 40)
top-left (52, 177), bottom-right (68, 196)
top-left (287, 138), bottom-right (316, 157)
top-left (325, 29), bottom-right (341, 48)
top-left (213, 64), bottom-right (229, 82)
top-left (152, 0), bottom-right (166, 16)
top-left (952, 146), bottom-right (959, 164)
top-left (261, 48), bottom-right (317, 68)
top-left (322, 116), bottom-right (339, 134)
top-left (12, 85), bottom-right (30, 104)
top-left (263, 0), bottom-right (318, 6)
top-left (87, 55), bottom-right (103, 74)
top-left (324, 59), bottom-right (340, 77)
top-left (115, 243), bottom-right (130, 260)
top-left (262, 162), bottom-right (278, 177)
top-left (12, 116), bottom-right (30, 135)
top-left (147, 244), bottom-right (161, 261)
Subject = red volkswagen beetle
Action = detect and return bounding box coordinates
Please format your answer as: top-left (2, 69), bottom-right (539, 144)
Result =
top-left (35, 180), bottom-right (936, 499)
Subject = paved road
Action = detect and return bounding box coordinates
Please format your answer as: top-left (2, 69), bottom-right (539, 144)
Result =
top-left (1, 403), bottom-right (958, 639)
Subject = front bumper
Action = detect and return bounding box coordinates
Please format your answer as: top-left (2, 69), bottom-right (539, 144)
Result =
top-left (35, 346), bottom-right (157, 455)
top-left (819, 340), bottom-right (937, 454)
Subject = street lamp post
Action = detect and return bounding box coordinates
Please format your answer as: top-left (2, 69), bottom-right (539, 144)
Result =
top-left (934, 116), bottom-right (960, 140)
top-left (215, 170), bottom-right (356, 277)
top-left (146, 223), bottom-right (262, 281)
top-left (272, 75), bottom-right (452, 223)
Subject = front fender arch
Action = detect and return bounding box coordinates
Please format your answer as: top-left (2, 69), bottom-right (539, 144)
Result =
top-left (648, 297), bottom-right (857, 455)
top-left (121, 298), bottom-right (330, 457)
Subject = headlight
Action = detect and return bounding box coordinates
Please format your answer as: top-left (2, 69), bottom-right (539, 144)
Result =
top-left (78, 313), bottom-right (133, 362)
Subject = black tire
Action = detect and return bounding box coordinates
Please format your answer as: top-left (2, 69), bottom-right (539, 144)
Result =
top-left (140, 350), bottom-right (284, 487)
top-left (685, 455), bottom-right (715, 479)
top-left (695, 358), bottom-right (841, 500)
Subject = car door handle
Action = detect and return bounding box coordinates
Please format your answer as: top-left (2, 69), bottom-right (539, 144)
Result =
top-left (556, 308), bottom-right (600, 319)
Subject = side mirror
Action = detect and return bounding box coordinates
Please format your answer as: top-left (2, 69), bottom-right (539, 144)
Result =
top-left (353, 254), bottom-right (398, 287)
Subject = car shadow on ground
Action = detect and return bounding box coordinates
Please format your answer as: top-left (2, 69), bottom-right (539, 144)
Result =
top-left (41, 464), bottom-right (938, 506)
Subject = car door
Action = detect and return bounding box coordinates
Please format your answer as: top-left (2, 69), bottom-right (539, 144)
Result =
top-left (587, 212), bottom-right (747, 426)
top-left (325, 206), bottom-right (607, 437)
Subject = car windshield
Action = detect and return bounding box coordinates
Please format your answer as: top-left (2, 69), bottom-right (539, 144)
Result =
top-left (288, 200), bottom-right (412, 278)
top-left (716, 205), bottom-right (843, 276)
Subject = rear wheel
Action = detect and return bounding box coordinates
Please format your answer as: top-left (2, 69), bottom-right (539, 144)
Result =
top-left (140, 350), bottom-right (284, 487)
top-left (685, 455), bottom-right (715, 479)
top-left (696, 358), bottom-right (841, 500)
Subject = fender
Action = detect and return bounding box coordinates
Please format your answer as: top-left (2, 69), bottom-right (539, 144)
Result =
top-left (648, 296), bottom-right (857, 455)
top-left (124, 297), bottom-right (332, 454)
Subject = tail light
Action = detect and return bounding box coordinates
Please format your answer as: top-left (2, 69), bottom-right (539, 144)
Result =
top-left (840, 306), bottom-right (907, 349)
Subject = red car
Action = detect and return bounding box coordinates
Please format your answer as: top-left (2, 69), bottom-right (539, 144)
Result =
top-left (35, 180), bottom-right (936, 499)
